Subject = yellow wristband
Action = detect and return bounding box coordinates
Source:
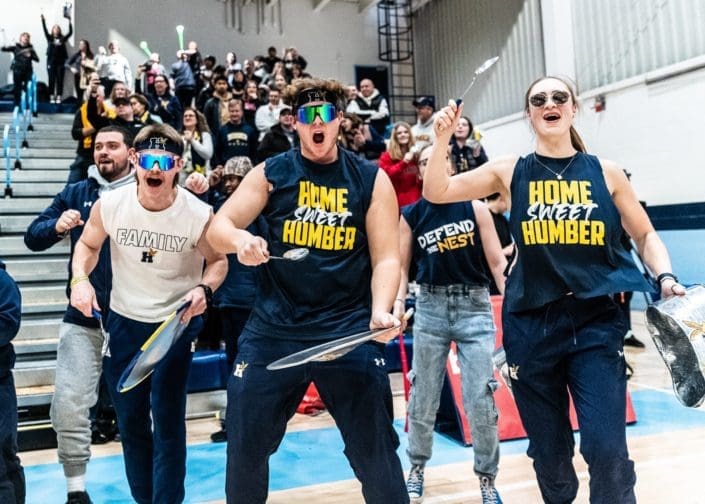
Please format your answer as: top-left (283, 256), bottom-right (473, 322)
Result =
top-left (70, 275), bottom-right (89, 288)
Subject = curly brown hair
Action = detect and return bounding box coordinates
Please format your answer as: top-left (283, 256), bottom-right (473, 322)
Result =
top-left (282, 77), bottom-right (346, 111)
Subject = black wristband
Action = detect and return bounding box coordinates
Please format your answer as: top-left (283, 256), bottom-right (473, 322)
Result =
top-left (656, 272), bottom-right (678, 285)
top-left (198, 283), bottom-right (213, 306)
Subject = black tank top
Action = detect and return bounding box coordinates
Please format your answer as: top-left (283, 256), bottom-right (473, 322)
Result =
top-left (247, 148), bottom-right (378, 340)
top-left (402, 199), bottom-right (489, 286)
top-left (506, 152), bottom-right (649, 312)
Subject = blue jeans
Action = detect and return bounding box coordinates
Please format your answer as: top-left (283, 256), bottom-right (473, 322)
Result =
top-left (225, 330), bottom-right (408, 504)
top-left (503, 295), bottom-right (635, 504)
top-left (406, 284), bottom-right (500, 477)
top-left (103, 311), bottom-right (202, 504)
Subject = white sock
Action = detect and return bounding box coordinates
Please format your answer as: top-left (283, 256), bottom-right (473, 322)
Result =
top-left (67, 474), bottom-right (86, 493)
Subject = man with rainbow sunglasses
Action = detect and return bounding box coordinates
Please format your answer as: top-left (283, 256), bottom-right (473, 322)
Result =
top-left (70, 124), bottom-right (227, 503)
top-left (208, 77), bottom-right (409, 503)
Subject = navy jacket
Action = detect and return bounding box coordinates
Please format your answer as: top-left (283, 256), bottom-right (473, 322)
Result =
top-left (24, 176), bottom-right (114, 328)
top-left (0, 261), bottom-right (21, 375)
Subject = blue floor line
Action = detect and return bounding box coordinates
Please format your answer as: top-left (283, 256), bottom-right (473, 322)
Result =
top-left (24, 389), bottom-right (705, 503)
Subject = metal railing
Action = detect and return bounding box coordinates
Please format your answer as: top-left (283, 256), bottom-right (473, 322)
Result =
top-left (3, 75), bottom-right (36, 197)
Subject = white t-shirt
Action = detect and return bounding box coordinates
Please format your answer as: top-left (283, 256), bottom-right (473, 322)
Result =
top-left (411, 115), bottom-right (436, 145)
top-left (100, 184), bottom-right (211, 322)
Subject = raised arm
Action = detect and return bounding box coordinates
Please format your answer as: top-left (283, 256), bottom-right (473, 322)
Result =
top-left (474, 200), bottom-right (507, 295)
top-left (422, 100), bottom-right (515, 204)
top-left (603, 159), bottom-right (684, 299)
top-left (206, 163), bottom-right (270, 264)
top-left (366, 169), bottom-right (402, 339)
top-left (70, 200), bottom-right (108, 317)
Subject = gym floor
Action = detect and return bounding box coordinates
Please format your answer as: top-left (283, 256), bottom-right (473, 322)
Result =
top-left (21, 313), bottom-right (705, 503)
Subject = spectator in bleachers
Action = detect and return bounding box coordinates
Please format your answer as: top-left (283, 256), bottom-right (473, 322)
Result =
top-left (180, 107), bottom-right (213, 183)
top-left (67, 81), bottom-right (98, 184)
top-left (263, 46), bottom-right (281, 74)
top-left (101, 81), bottom-right (129, 117)
top-left (230, 70), bottom-right (246, 100)
top-left (88, 94), bottom-right (149, 137)
top-left (1, 32), bottom-right (39, 107)
top-left (147, 74), bottom-right (183, 130)
top-left (25, 125), bottom-right (136, 504)
top-left (272, 72), bottom-right (287, 93)
top-left (378, 121), bottom-right (422, 209)
top-left (450, 116), bottom-right (488, 174)
top-left (94, 41), bottom-right (132, 96)
top-left (40, 13), bottom-right (73, 104)
top-left (128, 93), bottom-right (160, 126)
top-left (185, 41), bottom-right (203, 94)
top-left (345, 78), bottom-right (390, 137)
top-left (136, 53), bottom-right (166, 97)
top-left (66, 39), bottom-right (95, 106)
top-left (196, 56), bottom-right (217, 111)
top-left (206, 156), bottom-right (259, 443)
top-left (203, 74), bottom-right (233, 134)
top-left (242, 80), bottom-right (264, 128)
top-left (171, 50), bottom-right (197, 109)
top-left (339, 112), bottom-right (385, 161)
top-left (283, 46), bottom-right (307, 81)
top-left (213, 99), bottom-right (258, 168)
top-left (225, 51), bottom-right (240, 86)
top-left (254, 87), bottom-right (287, 140)
top-left (256, 107), bottom-right (298, 163)
top-left (0, 260), bottom-right (24, 504)
top-left (411, 95), bottom-right (436, 145)
top-left (252, 56), bottom-right (270, 82)
top-left (242, 59), bottom-right (261, 85)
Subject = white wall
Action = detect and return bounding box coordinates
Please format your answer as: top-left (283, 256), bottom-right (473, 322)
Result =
top-left (0, 0), bottom-right (74, 86)
top-left (479, 60), bottom-right (705, 207)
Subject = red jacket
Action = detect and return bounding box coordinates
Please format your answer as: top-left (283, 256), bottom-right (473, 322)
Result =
top-left (378, 151), bottom-right (422, 210)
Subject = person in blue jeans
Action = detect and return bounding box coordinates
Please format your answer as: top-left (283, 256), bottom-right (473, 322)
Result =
top-left (0, 261), bottom-right (24, 504)
top-left (423, 76), bottom-right (685, 503)
top-left (394, 144), bottom-right (507, 504)
top-left (70, 124), bottom-right (227, 504)
top-left (207, 77), bottom-right (407, 503)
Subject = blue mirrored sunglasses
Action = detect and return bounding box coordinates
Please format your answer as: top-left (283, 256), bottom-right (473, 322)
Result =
top-left (137, 153), bottom-right (176, 171)
top-left (296, 103), bottom-right (337, 125)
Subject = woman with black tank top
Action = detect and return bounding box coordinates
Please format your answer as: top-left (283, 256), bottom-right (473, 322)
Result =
top-left (422, 76), bottom-right (685, 504)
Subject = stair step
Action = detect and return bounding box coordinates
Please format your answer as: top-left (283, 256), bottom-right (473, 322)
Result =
top-left (13, 359), bottom-right (56, 388)
top-left (16, 318), bottom-right (63, 342)
top-left (0, 197), bottom-right (55, 213)
top-left (5, 258), bottom-right (67, 282)
top-left (4, 148), bottom-right (75, 159)
top-left (9, 169), bottom-right (69, 182)
top-left (0, 235), bottom-right (69, 256)
top-left (17, 139), bottom-right (76, 149)
top-left (2, 215), bottom-right (39, 233)
top-left (20, 284), bottom-right (68, 308)
top-left (13, 337), bottom-right (58, 355)
top-left (1, 158), bottom-right (72, 169)
top-left (22, 301), bottom-right (67, 316)
top-left (7, 181), bottom-right (65, 197)
top-left (16, 385), bottom-right (54, 408)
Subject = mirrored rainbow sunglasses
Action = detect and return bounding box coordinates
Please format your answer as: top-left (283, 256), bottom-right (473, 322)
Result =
top-left (137, 153), bottom-right (177, 171)
top-left (296, 103), bottom-right (337, 124)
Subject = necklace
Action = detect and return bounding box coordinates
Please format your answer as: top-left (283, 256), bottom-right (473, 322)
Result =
top-left (533, 152), bottom-right (578, 180)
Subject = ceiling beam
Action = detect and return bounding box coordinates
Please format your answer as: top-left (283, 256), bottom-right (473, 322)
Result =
top-left (312, 0), bottom-right (333, 13)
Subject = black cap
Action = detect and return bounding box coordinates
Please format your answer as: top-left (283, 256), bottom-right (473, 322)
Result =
top-left (412, 96), bottom-right (435, 110)
top-left (113, 96), bottom-right (130, 106)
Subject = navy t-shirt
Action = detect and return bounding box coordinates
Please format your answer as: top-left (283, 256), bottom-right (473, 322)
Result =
top-left (246, 148), bottom-right (378, 341)
top-left (506, 152), bottom-right (650, 312)
top-left (402, 199), bottom-right (489, 286)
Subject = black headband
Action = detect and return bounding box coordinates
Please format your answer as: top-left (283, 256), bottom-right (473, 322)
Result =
top-left (134, 136), bottom-right (183, 156)
top-left (294, 88), bottom-right (342, 110)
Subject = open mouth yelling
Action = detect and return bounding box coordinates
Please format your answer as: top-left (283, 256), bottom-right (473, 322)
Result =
top-left (312, 132), bottom-right (325, 144)
top-left (543, 112), bottom-right (561, 123)
top-left (146, 177), bottom-right (163, 187)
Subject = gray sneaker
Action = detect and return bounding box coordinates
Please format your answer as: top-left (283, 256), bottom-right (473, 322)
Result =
top-left (479, 475), bottom-right (503, 504)
top-left (406, 465), bottom-right (424, 503)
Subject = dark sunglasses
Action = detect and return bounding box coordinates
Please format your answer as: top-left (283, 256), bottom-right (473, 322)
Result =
top-left (296, 103), bottom-right (337, 125)
top-left (529, 90), bottom-right (570, 107)
top-left (137, 153), bottom-right (176, 171)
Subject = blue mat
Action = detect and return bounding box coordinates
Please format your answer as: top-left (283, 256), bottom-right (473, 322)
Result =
top-left (24, 389), bottom-right (705, 503)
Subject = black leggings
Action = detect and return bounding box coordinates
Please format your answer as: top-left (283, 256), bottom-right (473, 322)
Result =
top-left (47, 61), bottom-right (65, 96)
top-left (11, 71), bottom-right (30, 107)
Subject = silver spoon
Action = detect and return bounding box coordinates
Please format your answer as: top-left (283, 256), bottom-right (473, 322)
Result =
top-left (268, 248), bottom-right (310, 261)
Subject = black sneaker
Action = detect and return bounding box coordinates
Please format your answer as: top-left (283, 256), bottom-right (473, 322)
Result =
top-left (210, 428), bottom-right (227, 443)
top-left (406, 465), bottom-right (424, 503)
top-left (624, 334), bottom-right (646, 348)
top-left (66, 491), bottom-right (92, 504)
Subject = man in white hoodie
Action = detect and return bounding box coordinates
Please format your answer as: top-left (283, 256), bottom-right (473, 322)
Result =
top-left (345, 78), bottom-right (390, 136)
